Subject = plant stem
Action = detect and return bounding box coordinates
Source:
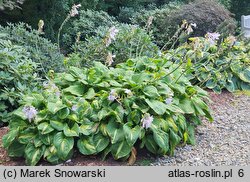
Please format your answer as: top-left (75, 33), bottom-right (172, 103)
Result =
top-left (57, 15), bottom-right (70, 52)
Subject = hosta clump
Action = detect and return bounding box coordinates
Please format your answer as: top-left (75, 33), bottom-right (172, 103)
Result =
top-left (0, 35), bottom-right (41, 124)
top-left (166, 35), bottom-right (250, 93)
top-left (3, 58), bottom-right (212, 165)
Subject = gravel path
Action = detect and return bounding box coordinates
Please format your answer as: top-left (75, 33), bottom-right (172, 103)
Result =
top-left (152, 91), bottom-right (250, 166)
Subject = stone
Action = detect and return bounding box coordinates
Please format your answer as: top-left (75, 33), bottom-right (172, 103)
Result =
top-left (241, 15), bottom-right (250, 38)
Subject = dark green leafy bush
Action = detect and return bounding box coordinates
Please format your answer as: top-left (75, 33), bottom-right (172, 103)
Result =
top-left (0, 23), bottom-right (64, 74)
top-left (166, 35), bottom-right (250, 93)
top-left (3, 57), bottom-right (212, 165)
top-left (61, 9), bottom-right (118, 52)
top-left (131, 2), bottom-right (183, 47)
top-left (70, 23), bottom-right (159, 66)
top-left (0, 35), bottom-right (41, 124)
top-left (132, 0), bottom-right (236, 47)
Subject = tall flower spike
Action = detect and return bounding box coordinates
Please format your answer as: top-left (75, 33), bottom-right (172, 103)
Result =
top-left (23, 106), bottom-right (38, 122)
top-left (105, 26), bottom-right (119, 47)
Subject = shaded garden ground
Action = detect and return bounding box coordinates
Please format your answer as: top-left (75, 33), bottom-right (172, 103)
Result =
top-left (0, 91), bottom-right (249, 166)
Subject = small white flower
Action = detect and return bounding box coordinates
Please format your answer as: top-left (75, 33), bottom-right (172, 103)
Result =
top-left (124, 89), bottom-right (132, 95)
top-left (23, 106), bottom-right (38, 122)
top-left (165, 97), bottom-right (173, 105)
top-left (190, 23), bottom-right (197, 28)
top-left (141, 113), bottom-right (154, 129)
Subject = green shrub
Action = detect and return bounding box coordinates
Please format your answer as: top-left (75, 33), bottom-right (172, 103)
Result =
top-left (3, 58), bottom-right (212, 165)
top-left (0, 0), bottom-right (25, 10)
top-left (0, 23), bottom-right (64, 74)
top-left (0, 35), bottom-right (41, 124)
top-left (61, 9), bottom-right (118, 52)
top-left (166, 35), bottom-right (250, 93)
top-left (132, 0), bottom-right (236, 47)
top-left (71, 23), bottom-right (159, 66)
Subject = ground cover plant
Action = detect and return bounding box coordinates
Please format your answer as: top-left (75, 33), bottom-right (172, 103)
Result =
top-left (3, 58), bottom-right (212, 165)
top-left (165, 34), bottom-right (250, 93)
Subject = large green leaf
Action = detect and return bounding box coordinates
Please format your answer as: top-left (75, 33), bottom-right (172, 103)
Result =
top-left (206, 79), bottom-right (217, 89)
top-left (123, 124), bottom-right (141, 146)
top-left (47, 101), bottom-right (66, 114)
top-left (2, 129), bottom-right (19, 148)
top-left (63, 84), bottom-right (85, 96)
top-left (143, 85), bottom-right (160, 98)
top-left (77, 133), bottom-right (109, 155)
top-left (63, 123), bottom-right (79, 137)
top-left (169, 129), bottom-right (181, 146)
top-left (57, 108), bottom-right (70, 119)
top-left (38, 122), bottom-right (54, 135)
top-left (18, 128), bottom-right (37, 144)
top-left (145, 99), bottom-right (167, 115)
top-left (178, 98), bottom-right (195, 114)
top-left (25, 143), bottom-right (45, 166)
top-left (106, 121), bottom-right (124, 144)
top-left (85, 88), bottom-right (96, 100)
top-left (7, 140), bottom-right (25, 157)
top-left (79, 122), bottom-right (98, 136)
top-left (41, 133), bottom-right (54, 145)
top-left (50, 120), bottom-right (66, 131)
top-left (241, 81), bottom-right (250, 91)
top-left (111, 140), bottom-right (131, 159)
top-left (144, 135), bottom-right (158, 154)
top-left (153, 130), bottom-right (169, 152)
top-left (53, 132), bottom-right (74, 160)
top-left (239, 69), bottom-right (250, 83)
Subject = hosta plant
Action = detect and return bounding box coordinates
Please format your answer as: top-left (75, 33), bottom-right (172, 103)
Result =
top-left (165, 35), bottom-right (250, 93)
top-left (3, 58), bottom-right (212, 165)
top-left (0, 35), bottom-right (41, 124)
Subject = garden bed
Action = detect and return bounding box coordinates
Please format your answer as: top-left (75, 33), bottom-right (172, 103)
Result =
top-left (1, 91), bottom-right (249, 166)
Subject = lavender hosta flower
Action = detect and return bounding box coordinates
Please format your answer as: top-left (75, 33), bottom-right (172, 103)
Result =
top-left (23, 106), bottom-right (38, 122)
top-left (109, 26), bottom-right (119, 40)
top-left (72, 105), bottom-right (78, 111)
top-left (205, 32), bottom-right (220, 46)
top-left (141, 113), bottom-right (154, 129)
top-left (55, 91), bottom-right (61, 97)
top-left (165, 97), bottom-right (173, 105)
top-left (70, 4), bottom-right (81, 17)
top-left (108, 89), bottom-right (117, 102)
top-left (105, 26), bottom-right (119, 47)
